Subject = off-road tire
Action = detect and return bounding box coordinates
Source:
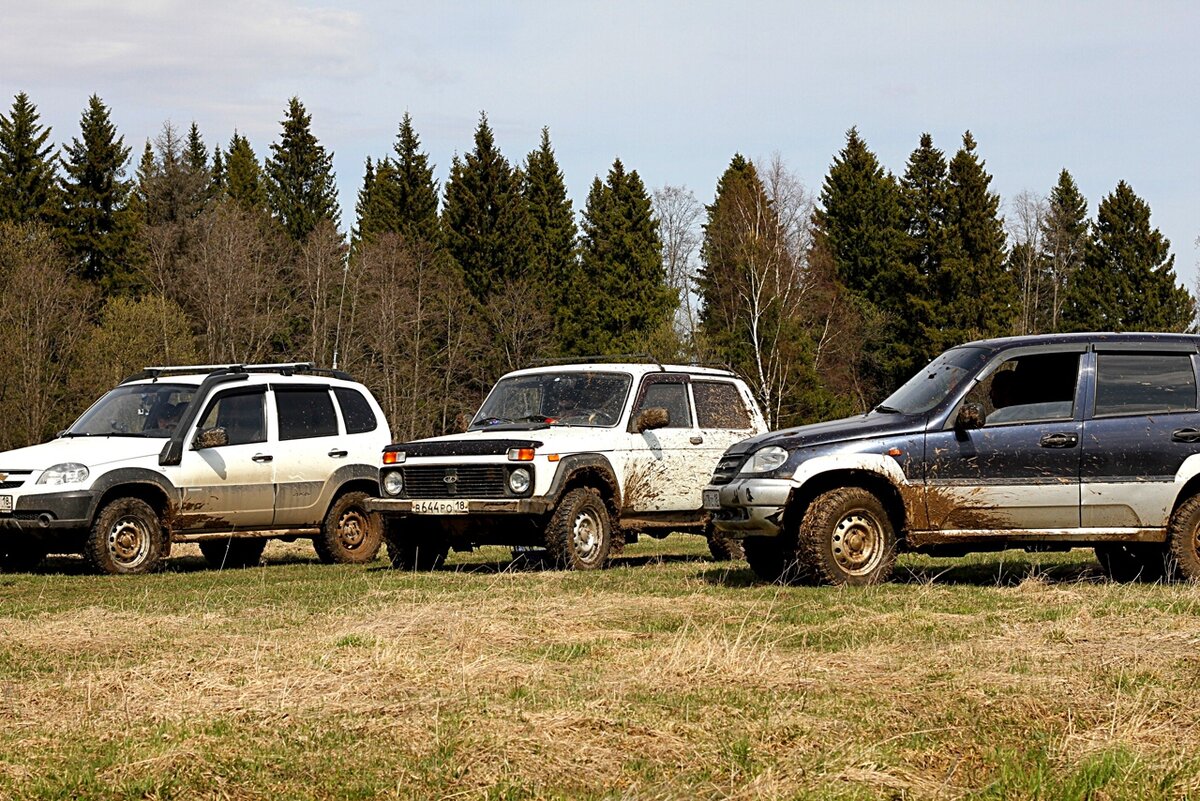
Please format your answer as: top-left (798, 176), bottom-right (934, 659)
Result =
top-left (1167, 494), bottom-right (1200, 581)
top-left (198, 537), bottom-right (267, 569)
top-left (313, 491), bottom-right (382, 564)
top-left (795, 487), bottom-right (897, 586)
top-left (85, 497), bottom-right (166, 575)
top-left (743, 536), bottom-right (787, 581)
top-left (0, 540), bottom-right (49, 573)
top-left (1094, 543), bottom-right (1169, 583)
top-left (545, 487), bottom-right (613, 570)
top-left (705, 522), bottom-right (745, 561)
top-left (383, 519), bottom-right (449, 571)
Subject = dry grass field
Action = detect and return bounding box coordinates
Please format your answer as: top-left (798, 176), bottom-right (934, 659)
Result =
top-left (3, 535), bottom-right (1200, 800)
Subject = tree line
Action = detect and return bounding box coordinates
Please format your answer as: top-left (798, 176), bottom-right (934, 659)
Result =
top-left (0, 92), bottom-right (1192, 450)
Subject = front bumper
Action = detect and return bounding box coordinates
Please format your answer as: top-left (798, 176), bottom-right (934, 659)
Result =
top-left (365, 497), bottom-right (554, 517)
top-left (706, 477), bottom-right (795, 537)
top-left (0, 490), bottom-right (97, 531)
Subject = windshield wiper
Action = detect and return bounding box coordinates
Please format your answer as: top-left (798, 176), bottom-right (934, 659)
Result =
top-left (873, 405), bottom-right (904, 414)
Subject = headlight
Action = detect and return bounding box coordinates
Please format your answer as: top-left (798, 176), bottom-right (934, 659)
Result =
top-left (508, 468), bottom-right (531, 494)
top-left (382, 470), bottom-right (404, 496)
top-left (38, 463), bottom-right (90, 485)
top-left (743, 446), bottom-right (789, 475)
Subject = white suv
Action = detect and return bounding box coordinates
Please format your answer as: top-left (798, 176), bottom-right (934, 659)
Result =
top-left (0, 364), bottom-right (390, 574)
top-left (366, 363), bottom-right (767, 569)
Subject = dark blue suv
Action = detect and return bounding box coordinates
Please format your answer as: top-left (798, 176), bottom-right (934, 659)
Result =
top-left (705, 332), bottom-right (1200, 585)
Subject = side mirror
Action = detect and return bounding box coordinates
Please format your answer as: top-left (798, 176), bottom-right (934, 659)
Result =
top-left (955, 402), bottom-right (985, 432)
top-left (193, 427), bottom-right (229, 450)
top-left (634, 407), bottom-right (670, 433)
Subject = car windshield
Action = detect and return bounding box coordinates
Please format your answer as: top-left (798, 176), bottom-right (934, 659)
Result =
top-left (66, 383), bottom-right (199, 438)
top-left (471, 372), bottom-right (632, 429)
top-left (876, 347), bottom-right (990, 415)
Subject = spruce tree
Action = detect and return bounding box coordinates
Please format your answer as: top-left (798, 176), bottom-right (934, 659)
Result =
top-left (1062, 181), bottom-right (1192, 332)
top-left (0, 92), bottom-right (57, 224)
top-left (390, 112), bottom-right (440, 243)
top-left (185, 122), bottom-right (208, 171)
top-left (898, 133), bottom-right (950, 364)
top-left (940, 131), bottom-right (1015, 343)
top-left (264, 97), bottom-right (340, 241)
top-left (352, 156), bottom-right (380, 245)
top-left (814, 128), bottom-right (908, 391)
top-left (442, 112), bottom-right (531, 300)
top-left (211, 144), bottom-right (226, 192)
top-left (1040, 169), bottom-right (1088, 331)
top-left (563, 159), bottom-right (672, 355)
top-left (225, 132), bottom-right (267, 215)
top-left (521, 127), bottom-right (576, 351)
top-left (58, 94), bottom-right (139, 293)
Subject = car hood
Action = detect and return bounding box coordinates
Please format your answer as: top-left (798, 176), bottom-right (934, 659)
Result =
top-left (725, 412), bottom-right (927, 455)
top-left (389, 425), bottom-right (623, 457)
top-left (0, 437), bottom-right (166, 473)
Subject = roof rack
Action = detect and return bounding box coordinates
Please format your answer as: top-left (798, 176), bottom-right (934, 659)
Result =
top-left (121, 362), bottom-right (353, 384)
top-left (531, 353), bottom-right (664, 369)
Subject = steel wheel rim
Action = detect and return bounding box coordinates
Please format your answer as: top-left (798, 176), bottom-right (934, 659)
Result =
top-left (108, 515), bottom-right (152, 568)
top-left (337, 509), bottom-right (369, 549)
top-left (572, 507), bottom-right (604, 564)
top-left (830, 509), bottom-right (884, 576)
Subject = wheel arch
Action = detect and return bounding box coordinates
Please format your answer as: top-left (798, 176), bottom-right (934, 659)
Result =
top-left (547, 455), bottom-right (621, 520)
top-left (788, 469), bottom-right (908, 542)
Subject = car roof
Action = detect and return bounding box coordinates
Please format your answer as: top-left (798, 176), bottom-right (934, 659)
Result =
top-left (122, 372), bottom-right (365, 389)
top-left (500, 363), bottom-right (740, 380)
top-left (958, 331), bottom-right (1200, 354)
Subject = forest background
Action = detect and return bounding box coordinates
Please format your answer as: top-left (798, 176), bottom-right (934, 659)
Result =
top-left (0, 91), bottom-right (1193, 450)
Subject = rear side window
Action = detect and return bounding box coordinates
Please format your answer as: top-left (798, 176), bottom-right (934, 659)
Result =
top-left (1094, 354), bottom-right (1198, 416)
top-left (694, 382), bottom-right (753, 429)
top-left (335, 388), bottom-right (378, 434)
top-left (276, 388), bottom-right (338, 440)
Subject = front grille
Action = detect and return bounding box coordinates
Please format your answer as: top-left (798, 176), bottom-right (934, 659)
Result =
top-left (404, 466), bottom-right (510, 499)
top-left (0, 481), bottom-right (23, 490)
top-left (0, 471), bottom-right (32, 490)
top-left (709, 455), bottom-right (746, 486)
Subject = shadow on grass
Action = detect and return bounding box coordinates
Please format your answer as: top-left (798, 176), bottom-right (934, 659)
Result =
top-left (697, 554), bottom-right (1112, 589)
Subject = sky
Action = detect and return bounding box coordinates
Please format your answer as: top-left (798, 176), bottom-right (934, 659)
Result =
top-left (2, 1), bottom-right (1197, 284)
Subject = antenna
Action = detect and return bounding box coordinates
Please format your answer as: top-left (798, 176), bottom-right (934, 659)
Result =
top-left (331, 259), bottom-right (350, 370)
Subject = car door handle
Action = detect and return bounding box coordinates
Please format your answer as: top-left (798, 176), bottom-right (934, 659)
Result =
top-left (1173, 428), bottom-right (1200, 443)
top-left (689, 436), bottom-right (704, 445)
top-left (252, 453), bottom-right (274, 463)
top-left (1039, 433), bottom-right (1078, 448)
top-left (328, 449), bottom-right (348, 458)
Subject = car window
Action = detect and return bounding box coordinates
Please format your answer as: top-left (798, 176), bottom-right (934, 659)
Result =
top-left (967, 352), bottom-right (1080, 426)
top-left (694, 381), bottom-right (752, 429)
top-left (197, 391), bottom-right (266, 446)
top-left (276, 387), bottom-right (338, 440)
top-left (334, 387), bottom-right (378, 434)
top-left (1094, 353), bottom-right (1197, 417)
top-left (633, 381), bottom-right (692, 429)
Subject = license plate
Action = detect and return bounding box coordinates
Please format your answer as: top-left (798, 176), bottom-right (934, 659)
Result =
top-left (702, 489), bottom-right (721, 511)
top-left (412, 499), bottom-right (469, 515)
top-left (0, 495), bottom-right (10, 513)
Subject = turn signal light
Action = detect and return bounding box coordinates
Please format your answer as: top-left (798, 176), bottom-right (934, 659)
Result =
top-left (507, 448), bottom-right (535, 461)
top-left (383, 451), bottom-right (405, 465)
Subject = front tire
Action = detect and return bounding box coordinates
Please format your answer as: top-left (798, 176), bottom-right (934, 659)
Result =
top-left (1168, 494), bottom-right (1200, 581)
top-left (795, 487), bottom-right (897, 586)
top-left (199, 537), bottom-right (267, 569)
top-left (545, 487), bottom-right (613, 570)
top-left (314, 491), bottom-right (382, 564)
top-left (85, 498), bottom-right (165, 575)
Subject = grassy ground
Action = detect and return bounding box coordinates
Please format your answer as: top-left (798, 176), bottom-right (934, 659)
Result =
top-left (3, 536), bottom-right (1200, 800)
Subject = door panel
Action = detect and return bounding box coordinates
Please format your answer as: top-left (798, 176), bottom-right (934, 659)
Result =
top-left (622, 375), bottom-right (700, 512)
top-left (271, 386), bottom-right (343, 526)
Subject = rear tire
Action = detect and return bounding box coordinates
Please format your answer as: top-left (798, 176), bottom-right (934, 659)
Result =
top-left (314, 491), bottom-right (382, 564)
top-left (383, 519), bottom-right (449, 571)
top-left (85, 498), bottom-right (165, 575)
top-left (1167, 494), bottom-right (1200, 581)
top-left (199, 537), bottom-right (267, 569)
top-left (1094, 543), bottom-right (1169, 583)
top-left (706, 523), bottom-right (745, 561)
top-left (544, 487), bottom-right (612, 570)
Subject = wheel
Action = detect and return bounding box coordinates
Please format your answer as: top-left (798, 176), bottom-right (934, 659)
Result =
top-left (1094, 543), bottom-right (1169, 583)
top-left (0, 540), bottom-right (49, 573)
top-left (314, 492), bottom-right (382, 564)
top-left (383, 519), bottom-right (448, 571)
top-left (1167, 494), bottom-right (1200, 581)
top-left (742, 535), bottom-right (806, 583)
top-left (705, 522), bottom-right (745, 561)
top-left (545, 487), bottom-right (613, 570)
top-left (85, 498), bottom-right (165, 575)
top-left (198, 537), bottom-right (267, 569)
top-left (795, 487), bottom-right (897, 586)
